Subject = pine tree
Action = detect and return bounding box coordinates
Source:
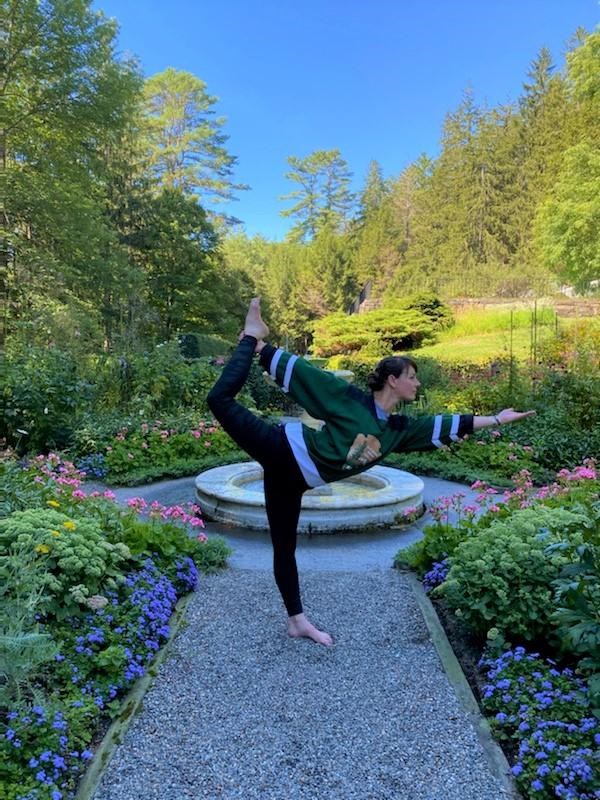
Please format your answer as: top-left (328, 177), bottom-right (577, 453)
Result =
top-left (142, 68), bottom-right (246, 211)
top-left (280, 149), bottom-right (354, 240)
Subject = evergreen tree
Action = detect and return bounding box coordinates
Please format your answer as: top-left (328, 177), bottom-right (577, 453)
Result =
top-left (534, 31), bottom-right (600, 292)
top-left (142, 68), bottom-right (246, 211)
top-left (280, 149), bottom-right (354, 240)
top-left (141, 188), bottom-right (220, 339)
top-left (511, 48), bottom-right (574, 286)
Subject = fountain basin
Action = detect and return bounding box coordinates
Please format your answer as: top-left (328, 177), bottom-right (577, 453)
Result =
top-left (195, 462), bottom-right (424, 533)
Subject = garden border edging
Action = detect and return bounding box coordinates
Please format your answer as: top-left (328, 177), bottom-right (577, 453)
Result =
top-left (405, 571), bottom-right (522, 799)
top-left (74, 591), bottom-right (194, 800)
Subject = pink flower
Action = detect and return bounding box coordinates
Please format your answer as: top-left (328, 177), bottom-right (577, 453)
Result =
top-left (197, 532), bottom-right (208, 542)
top-left (470, 480), bottom-right (486, 490)
top-left (127, 497), bottom-right (147, 511)
top-left (191, 430), bottom-right (201, 438)
top-left (103, 490), bottom-right (116, 501)
top-left (72, 490), bottom-right (86, 500)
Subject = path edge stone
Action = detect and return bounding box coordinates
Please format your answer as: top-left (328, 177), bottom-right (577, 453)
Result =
top-left (405, 570), bottom-right (522, 799)
top-left (74, 591), bottom-right (194, 800)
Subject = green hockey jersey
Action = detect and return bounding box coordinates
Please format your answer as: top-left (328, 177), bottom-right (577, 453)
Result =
top-left (259, 345), bottom-right (473, 487)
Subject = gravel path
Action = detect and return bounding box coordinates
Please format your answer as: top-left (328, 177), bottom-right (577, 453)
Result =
top-left (93, 568), bottom-right (513, 800)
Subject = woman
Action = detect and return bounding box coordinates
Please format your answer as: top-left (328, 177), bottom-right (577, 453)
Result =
top-left (207, 298), bottom-right (535, 645)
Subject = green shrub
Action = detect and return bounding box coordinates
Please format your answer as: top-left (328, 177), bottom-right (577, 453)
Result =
top-left (538, 317), bottom-right (600, 373)
top-left (510, 406), bottom-right (600, 471)
top-left (0, 460), bottom-right (49, 517)
top-left (245, 360), bottom-right (296, 413)
top-left (0, 508), bottom-right (130, 620)
top-left (535, 370), bottom-right (600, 431)
top-left (551, 541), bottom-right (600, 708)
top-left (438, 506), bottom-right (591, 641)
top-left (0, 543), bottom-right (59, 706)
top-left (104, 420), bottom-right (242, 483)
top-left (177, 332), bottom-right (234, 358)
top-left (112, 514), bottom-right (231, 576)
top-left (386, 428), bottom-right (544, 484)
top-left (1, 346), bottom-right (93, 452)
top-left (312, 306), bottom-right (437, 357)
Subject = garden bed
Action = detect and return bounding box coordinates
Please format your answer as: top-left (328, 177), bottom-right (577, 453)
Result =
top-left (396, 463), bottom-right (600, 800)
top-left (0, 455), bottom-right (232, 800)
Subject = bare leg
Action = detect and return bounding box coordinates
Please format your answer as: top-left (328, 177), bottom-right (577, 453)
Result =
top-left (288, 613), bottom-right (333, 646)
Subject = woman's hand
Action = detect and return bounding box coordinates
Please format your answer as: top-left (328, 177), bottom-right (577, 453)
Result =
top-left (496, 408), bottom-right (536, 425)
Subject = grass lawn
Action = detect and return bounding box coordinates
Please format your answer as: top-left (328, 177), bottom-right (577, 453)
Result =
top-left (412, 307), bottom-right (564, 364)
top-left (413, 326), bottom-right (556, 364)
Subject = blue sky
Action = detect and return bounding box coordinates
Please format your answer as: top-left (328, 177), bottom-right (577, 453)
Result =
top-left (95, 1), bottom-right (599, 240)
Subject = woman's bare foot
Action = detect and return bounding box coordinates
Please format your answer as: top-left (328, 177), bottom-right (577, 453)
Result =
top-left (288, 613), bottom-right (333, 646)
top-left (244, 297), bottom-right (269, 341)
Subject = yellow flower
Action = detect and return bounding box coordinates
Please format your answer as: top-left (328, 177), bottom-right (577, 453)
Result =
top-left (46, 500), bottom-right (60, 508)
top-left (63, 520), bottom-right (77, 531)
top-left (35, 544), bottom-right (50, 554)
top-left (51, 530), bottom-right (61, 537)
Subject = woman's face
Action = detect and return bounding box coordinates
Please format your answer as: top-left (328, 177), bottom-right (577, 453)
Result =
top-left (388, 367), bottom-right (420, 402)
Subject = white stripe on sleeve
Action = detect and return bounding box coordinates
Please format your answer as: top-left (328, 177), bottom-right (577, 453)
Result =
top-left (450, 414), bottom-right (460, 442)
top-left (269, 349), bottom-right (283, 381)
top-left (282, 355), bottom-right (298, 393)
top-left (431, 415), bottom-right (443, 448)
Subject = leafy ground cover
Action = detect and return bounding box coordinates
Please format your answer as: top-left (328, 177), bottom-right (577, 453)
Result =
top-left (396, 463), bottom-right (600, 800)
top-left (0, 455), bottom-right (231, 800)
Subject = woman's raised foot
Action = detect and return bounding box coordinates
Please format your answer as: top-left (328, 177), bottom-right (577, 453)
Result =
top-left (243, 297), bottom-right (269, 341)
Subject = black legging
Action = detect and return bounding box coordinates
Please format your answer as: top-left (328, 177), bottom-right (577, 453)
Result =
top-left (207, 335), bottom-right (308, 616)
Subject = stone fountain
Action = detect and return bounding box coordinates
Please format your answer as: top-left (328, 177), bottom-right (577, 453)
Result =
top-left (195, 461), bottom-right (424, 534)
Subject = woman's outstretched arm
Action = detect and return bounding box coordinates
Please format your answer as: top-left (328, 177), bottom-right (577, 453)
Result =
top-left (472, 408), bottom-right (536, 430)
